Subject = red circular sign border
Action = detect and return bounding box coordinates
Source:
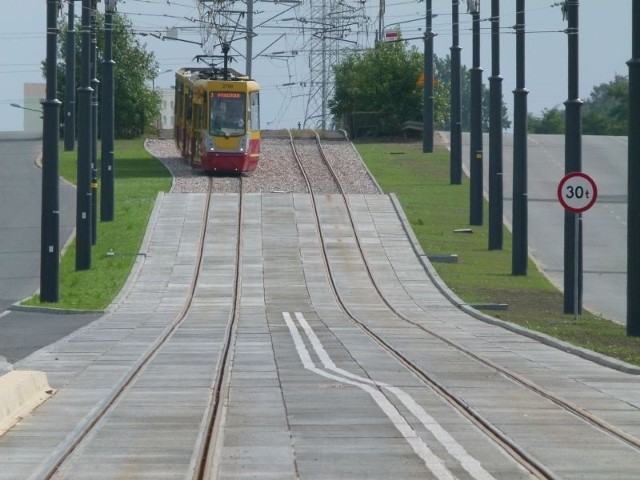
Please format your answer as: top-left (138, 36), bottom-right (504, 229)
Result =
top-left (557, 172), bottom-right (598, 214)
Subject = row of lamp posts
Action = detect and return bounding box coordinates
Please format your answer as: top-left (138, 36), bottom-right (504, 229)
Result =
top-left (420, 1), bottom-right (639, 334)
top-left (42, 1), bottom-right (640, 333)
top-left (40, 0), bottom-right (117, 302)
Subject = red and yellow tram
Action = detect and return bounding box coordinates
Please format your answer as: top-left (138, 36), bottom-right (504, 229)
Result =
top-left (174, 67), bottom-right (260, 173)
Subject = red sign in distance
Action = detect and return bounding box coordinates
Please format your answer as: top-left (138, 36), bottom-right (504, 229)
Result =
top-left (557, 172), bottom-right (598, 213)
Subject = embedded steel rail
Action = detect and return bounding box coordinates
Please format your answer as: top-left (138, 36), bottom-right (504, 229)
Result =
top-left (287, 131), bottom-right (341, 194)
top-left (36, 177), bottom-right (245, 479)
top-left (196, 180), bottom-right (245, 480)
top-left (288, 129), bottom-right (557, 479)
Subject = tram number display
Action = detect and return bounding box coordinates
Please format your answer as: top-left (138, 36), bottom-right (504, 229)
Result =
top-left (212, 92), bottom-right (241, 99)
top-left (557, 172), bottom-right (598, 213)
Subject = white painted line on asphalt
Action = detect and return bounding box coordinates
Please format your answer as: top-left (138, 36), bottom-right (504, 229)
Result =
top-left (283, 312), bottom-right (454, 478)
top-left (291, 311), bottom-right (497, 480)
top-left (283, 312), bottom-right (494, 480)
top-left (283, 312), bottom-right (454, 480)
top-left (0, 311), bottom-right (10, 320)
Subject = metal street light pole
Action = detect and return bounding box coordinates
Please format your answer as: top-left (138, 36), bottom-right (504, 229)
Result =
top-left (41, 0), bottom-right (62, 302)
top-left (512, 0), bottom-right (529, 275)
top-left (101, 1), bottom-right (117, 222)
top-left (450, 0), bottom-right (462, 185)
top-left (64, 1), bottom-right (76, 152)
top-left (90, 2), bottom-right (99, 245)
top-left (76, 0), bottom-right (94, 270)
top-left (488, 0), bottom-right (503, 249)
top-left (422, 0), bottom-right (434, 153)
top-left (563, 0), bottom-right (583, 314)
top-left (628, 0), bottom-right (640, 335)
top-left (468, 0), bottom-right (483, 226)
top-left (246, 0), bottom-right (254, 78)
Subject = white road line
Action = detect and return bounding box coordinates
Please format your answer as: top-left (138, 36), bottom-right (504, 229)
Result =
top-left (291, 311), bottom-right (497, 480)
top-left (283, 312), bottom-right (455, 480)
top-left (0, 311), bottom-right (10, 320)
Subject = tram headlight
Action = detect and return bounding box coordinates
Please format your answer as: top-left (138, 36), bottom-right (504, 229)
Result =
top-left (239, 136), bottom-right (248, 153)
top-left (205, 135), bottom-right (215, 152)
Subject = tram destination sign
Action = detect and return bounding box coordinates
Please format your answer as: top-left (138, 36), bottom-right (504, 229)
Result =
top-left (557, 172), bottom-right (598, 213)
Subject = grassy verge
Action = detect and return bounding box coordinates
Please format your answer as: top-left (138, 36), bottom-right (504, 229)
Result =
top-left (25, 138), bottom-right (172, 311)
top-left (355, 141), bottom-right (640, 367)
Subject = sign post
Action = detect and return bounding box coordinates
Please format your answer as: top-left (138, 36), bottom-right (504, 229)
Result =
top-left (557, 172), bottom-right (598, 318)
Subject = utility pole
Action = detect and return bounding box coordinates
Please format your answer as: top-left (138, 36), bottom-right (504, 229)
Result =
top-left (378, 0), bottom-right (385, 42)
top-left (512, 0), bottom-right (529, 275)
top-left (90, 1), bottom-right (99, 245)
top-left (488, 0), bottom-right (503, 249)
top-left (628, 0), bottom-right (640, 335)
top-left (563, 0), bottom-right (583, 314)
top-left (450, 0), bottom-right (462, 185)
top-left (41, 0), bottom-right (62, 302)
top-left (64, 1), bottom-right (76, 152)
top-left (76, 0), bottom-right (93, 270)
top-left (468, 0), bottom-right (483, 226)
top-left (422, 0), bottom-right (434, 153)
top-left (101, 0), bottom-right (117, 222)
top-left (246, 0), bottom-right (253, 77)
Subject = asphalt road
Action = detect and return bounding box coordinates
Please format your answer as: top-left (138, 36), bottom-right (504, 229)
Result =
top-left (0, 133), bottom-right (99, 366)
top-left (462, 132), bottom-right (627, 325)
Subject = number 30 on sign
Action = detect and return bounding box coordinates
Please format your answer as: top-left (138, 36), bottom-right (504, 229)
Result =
top-left (557, 172), bottom-right (598, 214)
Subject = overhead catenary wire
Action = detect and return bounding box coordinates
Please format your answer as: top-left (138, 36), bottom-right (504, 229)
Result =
top-left (0, 0), bottom-right (585, 130)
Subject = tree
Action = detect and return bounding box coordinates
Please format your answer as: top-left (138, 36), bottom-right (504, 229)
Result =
top-left (528, 75), bottom-right (628, 135)
top-left (329, 40), bottom-right (423, 135)
top-left (330, 41), bottom-right (510, 137)
top-left (434, 54), bottom-right (511, 132)
top-left (582, 75), bottom-right (628, 135)
top-left (528, 106), bottom-right (565, 134)
top-left (55, 12), bottom-right (160, 138)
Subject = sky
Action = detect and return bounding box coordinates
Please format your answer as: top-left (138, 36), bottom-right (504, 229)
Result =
top-left (0, 0), bottom-right (633, 132)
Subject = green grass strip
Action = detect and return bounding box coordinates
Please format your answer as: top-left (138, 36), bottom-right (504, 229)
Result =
top-left (26, 138), bottom-right (172, 311)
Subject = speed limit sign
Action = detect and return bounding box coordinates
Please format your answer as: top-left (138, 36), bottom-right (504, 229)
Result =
top-left (557, 172), bottom-right (598, 213)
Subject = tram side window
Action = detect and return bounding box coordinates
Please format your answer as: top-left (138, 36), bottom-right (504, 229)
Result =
top-left (174, 84), bottom-right (181, 120)
top-left (194, 103), bottom-right (201, 130)
top-left (250, 92), bottom-right (260, 130)
top-left (186, 90), bottom-right (193, 125)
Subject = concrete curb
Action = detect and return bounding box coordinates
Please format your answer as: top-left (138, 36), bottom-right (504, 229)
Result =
top-left (0, 371), bottom-right (54, 436)
top-left (388, 192), bottom-right (640, 375)
top-left (0, 357), bottom-right (12, 377)
top-left (9, 304), bottom-right (102, 315)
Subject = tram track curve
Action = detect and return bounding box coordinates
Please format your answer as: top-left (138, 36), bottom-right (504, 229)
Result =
top-left (287, 129), bottom-right (640, 479)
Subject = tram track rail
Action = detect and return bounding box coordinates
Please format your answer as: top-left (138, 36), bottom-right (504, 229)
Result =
top-left (287, 129), bottom-right (640, 479)
top-left (196, 177), bottom-right (244, 480)
top-left (31, 176), bottom-right (246, 479)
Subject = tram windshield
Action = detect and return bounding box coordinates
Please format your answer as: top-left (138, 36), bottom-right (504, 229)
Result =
top-left (209, 92), bottom-right (246, 136)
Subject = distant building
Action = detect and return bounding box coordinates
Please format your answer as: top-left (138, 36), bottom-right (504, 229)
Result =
top-left (23, 83), bottom-right (45, 133)
top-left (157, 88), bottom-right (175, 131)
